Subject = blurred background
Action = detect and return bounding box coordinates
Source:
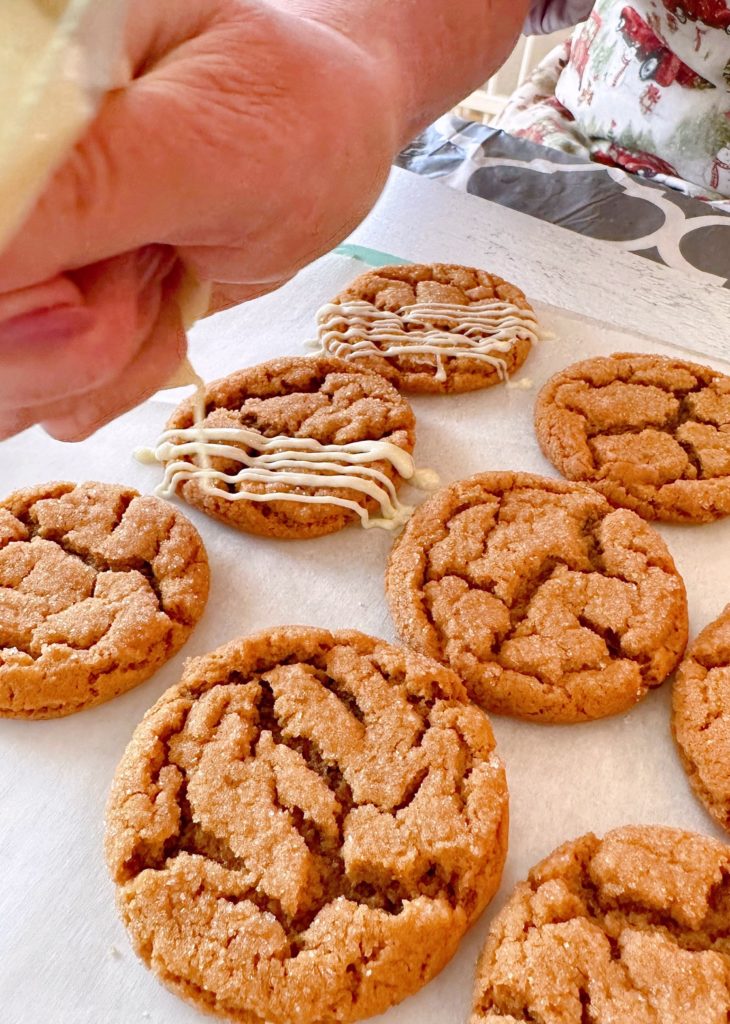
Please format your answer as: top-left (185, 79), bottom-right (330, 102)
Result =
top-left (455, 29), bottom-right (571, 123)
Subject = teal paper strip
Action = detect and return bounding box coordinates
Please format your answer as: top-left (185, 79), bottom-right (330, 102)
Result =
top-left (332, 243), bottom-right (411, 267)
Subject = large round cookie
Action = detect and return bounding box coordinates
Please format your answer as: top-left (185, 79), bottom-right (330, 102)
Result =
top-left (0, 481), bottom-right (209, 719)
top-left (673, 603), bottom-right (730, 834)
top-left (164, 356), bottom-right (416, 539)
top-left (471, 826), bottom-right (730, 1023)
top-left (316, 263), bottom-right (537, 393)
top-left (535, 352), bottom-right (730, 523)
top-left (386, 471), bottom-right (688, 723)
top-left (106, 627), bottom-right (509, 1024)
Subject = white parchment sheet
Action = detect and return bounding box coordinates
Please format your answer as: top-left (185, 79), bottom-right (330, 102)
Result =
top-left (1, 253), bottom-right (728, 1024)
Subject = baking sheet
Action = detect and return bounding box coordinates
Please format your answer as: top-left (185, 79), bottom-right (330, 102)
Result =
top-left (1, 251), bottom-right (729, 1024)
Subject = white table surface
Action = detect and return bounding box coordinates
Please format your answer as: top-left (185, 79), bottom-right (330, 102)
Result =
top-left (1, 168), bottom-right (729, 1024)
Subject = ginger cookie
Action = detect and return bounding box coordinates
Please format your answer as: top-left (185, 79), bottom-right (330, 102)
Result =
top-left (0, 481), bottom-right (209, 719)
top-left (534, 352), bottom-right (730, 523)
top-left (154, 356), bottom-right (419, 539)
top-left (471, 826), bottom-right (730, 1023)
top-left (315, 263), bottom-right (538, 394)
top-left (673, 603), bottom-right (730, 834)
top-left (105, 626), bottom-right (508, 1024)
top-left (386, 471), bottom-right (688, 723)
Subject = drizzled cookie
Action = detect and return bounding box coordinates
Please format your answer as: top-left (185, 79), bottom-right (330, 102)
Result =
top-left (315, 263), bottom-right (538, 393)
top-left (145, 357), bottom-right (429, 539)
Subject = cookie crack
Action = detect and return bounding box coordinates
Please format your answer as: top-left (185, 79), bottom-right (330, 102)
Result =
top-left (0, 640), bottom-right (35, 659)
top-left (675, 436), bottom-right (704, 478)
top-left (253, 678), bottom-right (428, 939)
top-left (3, 520), bottom-right (192, 649)
top-left (564, 374), bottom-right (705, 405)
top-left (570, 382), bottom-right (724, 485)
top-left (576, 615), bottom-right (623, 661)
top-left (537, 861), bottom-right (730, 955)
top-left (210, 375), bottom-right (410, 448)
top-left (423, 508), bottom-right (654, 678)
top-left (125, 662), bottom-right (463, 950)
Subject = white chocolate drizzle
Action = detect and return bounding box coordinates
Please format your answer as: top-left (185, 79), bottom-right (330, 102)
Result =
top-left (314, 299), bottom-right (540, 382)
top-left (136, 424), bottom-right (438, 531)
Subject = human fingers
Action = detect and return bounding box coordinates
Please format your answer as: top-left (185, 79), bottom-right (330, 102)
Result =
top-left (40, 277), bottom-right (186, 441)
top-left (0, 245), bottom-right (178, 412)
top-left (0, 245), bottom-right (186, 440)
top-left (0, 270), bottom-right (286, 441)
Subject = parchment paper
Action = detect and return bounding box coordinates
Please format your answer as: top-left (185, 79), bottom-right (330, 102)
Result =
top-left (1, 252), bottom-right (728, 1024)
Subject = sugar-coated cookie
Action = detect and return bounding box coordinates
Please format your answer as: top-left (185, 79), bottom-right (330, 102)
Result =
top-left (316, 263), bottom-right (537, 393)
top-left (673, 603), bottom-right (730, 834)
top-left (387, 471), bottom-right (688, 723)
top-left (535, 352), bottom-right (730, 523)
top-left (106, 626), bottom-right (509, 1024)
top-left (0, 481), bottom-right (209, 719)
top-left (471, 826), bottom-right (730, 1023)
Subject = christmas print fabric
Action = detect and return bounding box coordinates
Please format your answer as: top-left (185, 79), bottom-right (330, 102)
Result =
top-left (497, 0), bottom-right (730, 205)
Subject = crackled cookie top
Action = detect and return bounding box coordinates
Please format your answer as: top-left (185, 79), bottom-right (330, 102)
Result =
top-left (106, 627), bottom-right (508, 1024)
top-left (160, 356), bottom-right (418, 539)
top-left (535, 353), bottom-right (730, 523)
top-left (673, 604), bottom-right (730, 834)
top-left (471, 826), bottom-right (730, 1024)
top-left (386, 472), bottom-right (688, 723)
top-left (315, 264), bottom-right (537, 394)
top-left (0, 481), bottom-right (209, 719)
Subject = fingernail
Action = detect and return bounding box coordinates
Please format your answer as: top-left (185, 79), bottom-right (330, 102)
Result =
top-left (0, 306), bottom-right (95, 348)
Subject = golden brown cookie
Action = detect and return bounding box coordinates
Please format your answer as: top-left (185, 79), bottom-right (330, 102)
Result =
top-left (673, 604), bottom-right (730, 834)
top-left (534, 352), bottom-right (730, 523)
top-left (386, 471), bottom-right (688, 723)
top-left (162, 356), bottom-right (417, 539)
top-left (105, 626), bottom-right (509, 1024)
top-left (316, 263), bottom-right (537, 394)
top-left (471, 826), bottom-right (730, 1023)
top-left (0, 481), bottom-right (209, 719)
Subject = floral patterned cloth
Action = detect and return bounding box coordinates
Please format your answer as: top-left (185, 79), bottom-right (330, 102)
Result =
top-left (497, 0), bottom-right (730, 211)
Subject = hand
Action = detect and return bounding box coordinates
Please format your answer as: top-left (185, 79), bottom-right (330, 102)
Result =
top-left (0, 0), bottom-right (398, 440)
